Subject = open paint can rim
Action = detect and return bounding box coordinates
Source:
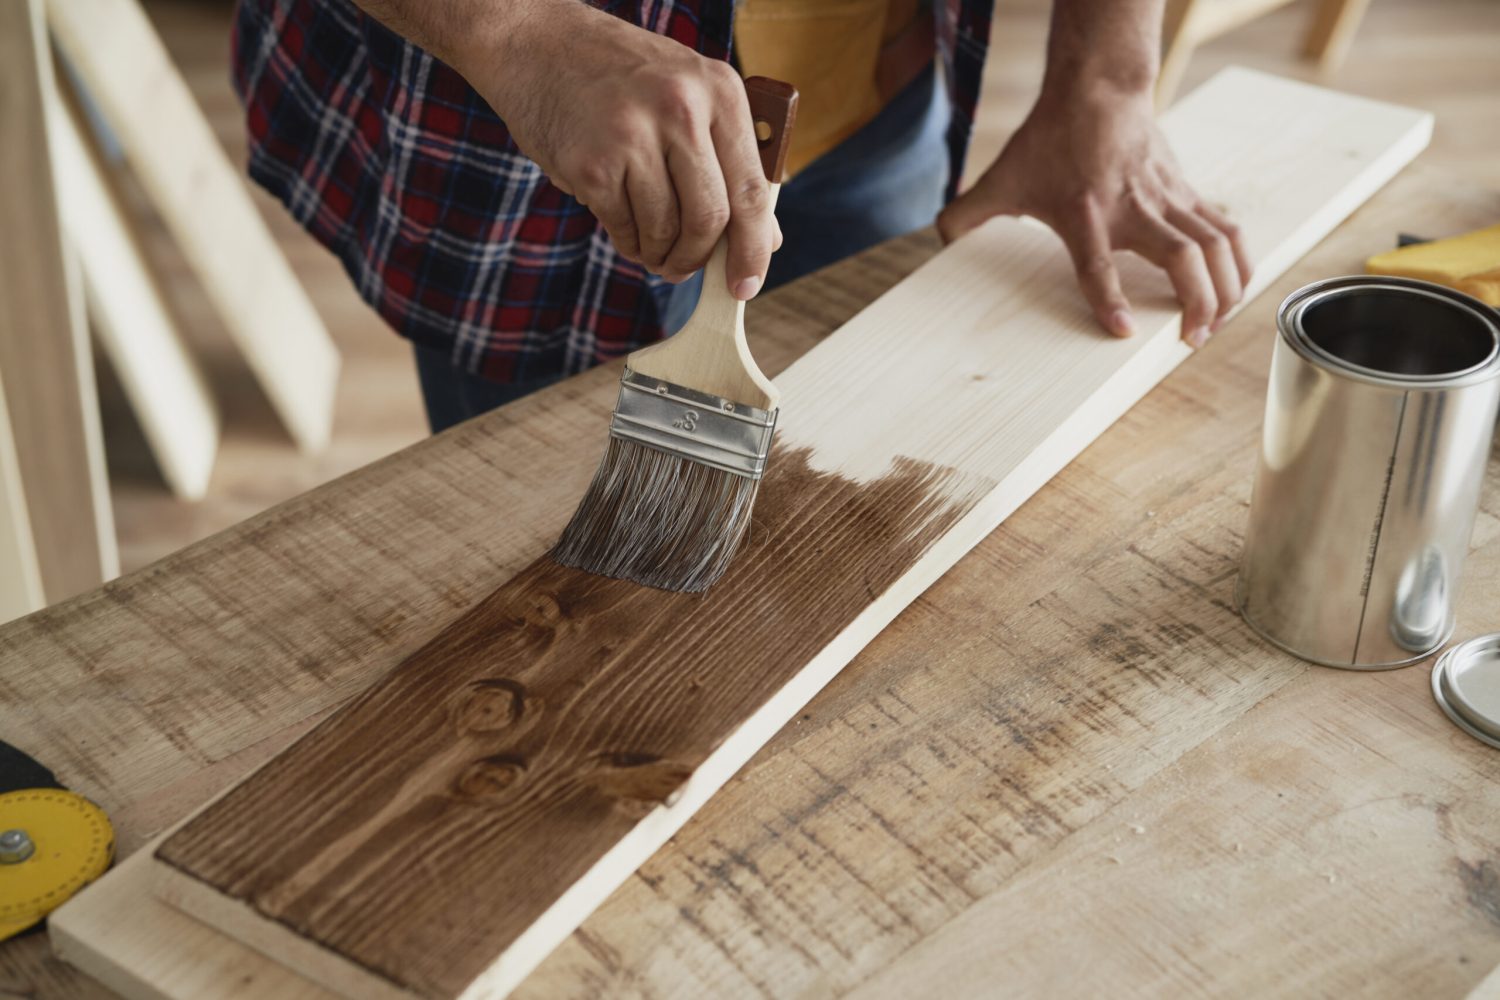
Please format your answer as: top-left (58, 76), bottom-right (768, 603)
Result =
top-left (1280, 276), bottom-right (1500, 390)
top-left (1431, 634), bottom-right (1500, 749)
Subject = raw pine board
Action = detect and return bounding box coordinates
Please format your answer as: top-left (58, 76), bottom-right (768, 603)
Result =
top-left (148, 69), bottom-right (1429, 1000)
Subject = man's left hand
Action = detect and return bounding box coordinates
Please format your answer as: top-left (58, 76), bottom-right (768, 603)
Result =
top-left (938, 85), bottom-right (1253, 348)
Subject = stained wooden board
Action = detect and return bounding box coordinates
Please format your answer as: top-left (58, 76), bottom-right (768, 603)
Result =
top-left (0, 0), bottom-right (117, 603)
top-left (24, 227), bottom-right (927, 1000)
top-left (18, 164), bottom-right (1500, 999)
top-left (132, 69), bottom-right (1435, 1000)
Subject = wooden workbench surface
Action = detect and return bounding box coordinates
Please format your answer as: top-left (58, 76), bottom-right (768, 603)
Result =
top-left (4, 164), bottom-right (1499, 999)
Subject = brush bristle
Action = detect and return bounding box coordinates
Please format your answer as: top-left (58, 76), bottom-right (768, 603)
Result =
top-left (552, 438), bottom-right (761, 593)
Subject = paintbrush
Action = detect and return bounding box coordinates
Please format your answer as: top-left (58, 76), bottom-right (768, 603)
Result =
top-left (552, 76), bottom-right (798, 593)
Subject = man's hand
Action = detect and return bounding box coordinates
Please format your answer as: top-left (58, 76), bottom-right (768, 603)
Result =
top-left (356, 0), bottom-right (779, 299)
top-left (938, 87), bottom-right (1251, 346)
top-left (938, 0), bottom-right (1252, 347)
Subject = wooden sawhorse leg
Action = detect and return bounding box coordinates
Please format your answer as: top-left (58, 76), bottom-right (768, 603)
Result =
top-left (0, 0), bottom-right (118, 608)
top-left (1304, 0), bottom-right (1374, 72)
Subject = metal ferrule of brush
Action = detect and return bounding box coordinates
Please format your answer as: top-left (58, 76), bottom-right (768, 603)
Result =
top-left (610, 369), bottom-right (777, 479)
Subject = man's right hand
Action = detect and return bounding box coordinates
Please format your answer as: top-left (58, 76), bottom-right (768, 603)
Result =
top-left (459, 1), bottom-right (780, 300)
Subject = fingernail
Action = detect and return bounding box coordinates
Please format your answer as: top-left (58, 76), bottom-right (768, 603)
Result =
top-left (734, 276), bottom-right (762, 301)
top-left (1110, 309), bottom-right (1135, 337)
top-left (1187, 326), bottom-right (1210, 349)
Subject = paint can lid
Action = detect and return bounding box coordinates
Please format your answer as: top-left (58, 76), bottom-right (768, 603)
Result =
top-left (1431, 634), bottom-right (1500, 749)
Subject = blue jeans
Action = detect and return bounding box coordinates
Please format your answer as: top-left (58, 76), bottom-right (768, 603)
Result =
top-left (416, 66), bottom-right (951, 433)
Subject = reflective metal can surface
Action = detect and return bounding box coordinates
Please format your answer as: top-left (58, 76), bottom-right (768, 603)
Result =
top-left (1237, 277), bottom-right (1500, 668)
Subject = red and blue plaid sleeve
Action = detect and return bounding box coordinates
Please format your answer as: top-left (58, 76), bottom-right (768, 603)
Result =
top-left (231, 0), bottom-right (989, 384)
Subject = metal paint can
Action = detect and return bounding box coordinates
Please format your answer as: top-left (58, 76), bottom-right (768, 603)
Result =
top-left (1237, 276), bottom-right (1500, 668)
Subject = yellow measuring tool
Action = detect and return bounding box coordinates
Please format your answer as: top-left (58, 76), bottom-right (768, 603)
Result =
top-left (0, 788), bottom-right (114, 941)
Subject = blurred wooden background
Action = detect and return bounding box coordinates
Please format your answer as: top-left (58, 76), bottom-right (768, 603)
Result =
top-left (103, 0), bottom-right (1499, 573)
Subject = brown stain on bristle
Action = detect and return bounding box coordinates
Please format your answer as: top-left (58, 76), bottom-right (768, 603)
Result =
top-left (157, 447), bottom-right (990, 1000)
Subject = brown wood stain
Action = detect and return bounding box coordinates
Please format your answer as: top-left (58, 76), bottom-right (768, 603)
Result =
top-left (155, 446), bottom-right (985, 999)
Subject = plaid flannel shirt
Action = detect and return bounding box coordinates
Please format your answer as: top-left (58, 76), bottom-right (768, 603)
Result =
top-left (232, 0), bottom-right (994, 383)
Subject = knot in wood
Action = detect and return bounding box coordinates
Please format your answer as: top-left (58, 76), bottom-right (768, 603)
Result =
top-left (586, 752), bottom-right (692, 808)
top-left (452, 753), bottom-right (528, 799)
top-left (452, 679), bottom-right (528, 733)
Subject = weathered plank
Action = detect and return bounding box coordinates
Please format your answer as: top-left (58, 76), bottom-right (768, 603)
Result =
top-left (845, 660), bottom-right (1500, 999)
top-left (144, 69), bottom-right (1431, 1000)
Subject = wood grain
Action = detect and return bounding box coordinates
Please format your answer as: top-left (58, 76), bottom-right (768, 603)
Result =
top-left (27, 167), bottom-right (1500, 1000)
top-left (0, 0), bottom-right (117, 603)
top-left (3, 228), bottom-right (896, 862)
top-left (28, 232), bottom-right (933, 1000)
top-left (157, 450), bottom-right (974, 999)
top-left (846, 660), bottom-right (1500, 999)
top-left (140, 70), bottom-right (1432, 1000)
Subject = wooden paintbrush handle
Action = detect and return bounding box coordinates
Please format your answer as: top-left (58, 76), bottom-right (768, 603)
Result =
top-left (623, 77), bottom-right (797, 409)
top-left (687, 76), bottom-right (797, 305)
top-left (658, 75), bottom-right (796, 311)
top-left (744, 77), bottom-right (798, 183)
